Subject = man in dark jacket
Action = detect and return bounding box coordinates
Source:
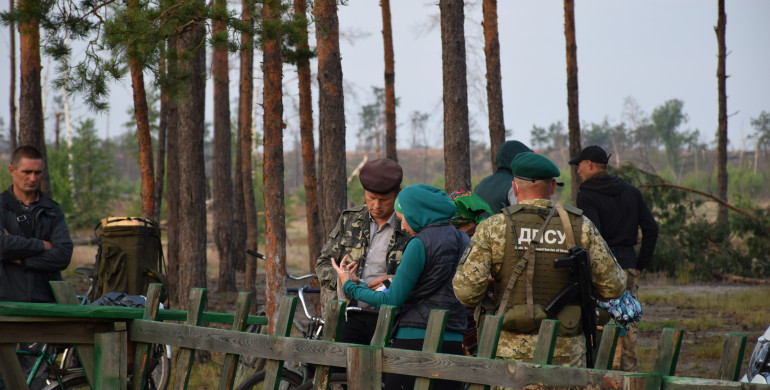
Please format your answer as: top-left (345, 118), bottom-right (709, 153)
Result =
top-left (1, 145), bottom-right (73, 386)
top-left (474, 140), bottom-right (532, 213)
top-left (569, 145), bottom-right (658, 372)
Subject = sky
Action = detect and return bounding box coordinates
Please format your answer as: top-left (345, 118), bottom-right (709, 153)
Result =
top-left (0, 0), bottom-right (768, 153)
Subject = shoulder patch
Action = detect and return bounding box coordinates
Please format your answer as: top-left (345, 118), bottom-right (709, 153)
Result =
top-left (563, 204), bottom-right (583, 216)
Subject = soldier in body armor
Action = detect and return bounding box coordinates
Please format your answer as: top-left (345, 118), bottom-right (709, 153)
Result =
top-left (453, 152), bottom-right (626, 367)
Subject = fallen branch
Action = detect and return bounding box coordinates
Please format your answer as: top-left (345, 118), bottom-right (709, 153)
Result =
top-left (637, 182), bottom-right (760, 222)
top-left (711, 270), bottom-right (770, 284)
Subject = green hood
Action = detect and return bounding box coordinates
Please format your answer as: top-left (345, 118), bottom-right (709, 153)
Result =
top-left (495, 140), bottom-right (533, 172)
top-left (394, 184), bottom-right (456, 233)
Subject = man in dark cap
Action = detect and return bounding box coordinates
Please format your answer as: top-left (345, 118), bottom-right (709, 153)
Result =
top-left (474, 140), bottom-right (532, 213)
top-left (569, 145), bottom-right (658, 371)
top-left (316, 157), bottom-right (411, 346)
top-left (454, 152), bottom-right (625, 367)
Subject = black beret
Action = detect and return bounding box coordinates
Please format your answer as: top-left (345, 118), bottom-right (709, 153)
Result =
top-left (359, 158), bottom-right (403, 194)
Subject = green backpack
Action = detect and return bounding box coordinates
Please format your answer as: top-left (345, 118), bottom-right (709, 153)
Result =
top-left (91, 217), bottom-right (168, 303)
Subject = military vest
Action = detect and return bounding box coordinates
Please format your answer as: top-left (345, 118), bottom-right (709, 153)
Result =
top-left (495, 204), bottom-right (583, 313)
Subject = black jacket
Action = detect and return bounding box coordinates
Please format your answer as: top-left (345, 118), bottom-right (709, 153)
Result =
top-left (0, 186), bottom-right (73, 302)
top-left (576, 174), bottom-right (658, 271)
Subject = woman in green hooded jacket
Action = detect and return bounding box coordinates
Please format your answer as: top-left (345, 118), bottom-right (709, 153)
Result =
top-left (333, 184), bottom-right (469, 390)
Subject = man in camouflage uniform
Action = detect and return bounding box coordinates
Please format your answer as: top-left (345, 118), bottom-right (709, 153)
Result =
top-left (316, 157), bottom-right (411, 346)
top-left (453, 152), bottom-right (626, 367)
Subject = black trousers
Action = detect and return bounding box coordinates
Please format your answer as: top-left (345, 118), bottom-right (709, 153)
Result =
top-left (385, 338), bottom-right (464, 390)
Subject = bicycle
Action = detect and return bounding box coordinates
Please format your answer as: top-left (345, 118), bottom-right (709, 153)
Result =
top-left (8, 267), bottom-right (172, 390)
top-left (233, 272), bottom-right (348, 390)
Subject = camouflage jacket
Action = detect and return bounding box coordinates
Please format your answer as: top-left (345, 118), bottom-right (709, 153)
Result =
top-left (452, 199), bottom-right (626, 363)
top-left (316, 205), bottom-right (411, 290)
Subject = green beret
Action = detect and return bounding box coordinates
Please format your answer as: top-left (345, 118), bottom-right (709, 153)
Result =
top-left (510, 152), bottom-right (561, 181)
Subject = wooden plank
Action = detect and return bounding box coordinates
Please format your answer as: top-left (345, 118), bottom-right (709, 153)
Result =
top-left (262, 295), bottom-right (297, 390)
top-left (347, 345), bottom-right (382, 390)
top-left (0, 321), bottom-right (116, 343)
top-left (661, 375), bottom-right (770, 390)
top-left (596, 324), bottom-right (622, 370)
top-left (95, 330), bottom-right (128, 390)
top-left (129, 319), bottom-right (641, 388)
top-left (532, 319), bottom-right (560, 364)
top-left (50, 280), bottom-right (97, 387)
top-left (717, 333), bottom-right (746, 381)
top-left (370, 305), bottom-right (396, 347)
top-left (312, 299), bottom-right (346, 390)
top-left (469, 315), bottom-right (503, 390)
top-left (622, 373), bottom-right (661, 390)
top-left (414, 309), bottom-right (448, 390)
top-left (131, 283), bottom-right (164, 390)
top-left (172, 288), bottom-right (206, 390)
top-left (653, 328), bottom-right (683, 377)
top-left (218, 292), bottom-right (253, 390)
top-left (0, 342), bottom-right (29, 390)
top-left (0, 301), bottom-right (267, 325)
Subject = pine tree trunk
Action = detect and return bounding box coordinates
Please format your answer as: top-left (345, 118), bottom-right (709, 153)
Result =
top-left (564, 0), bottom-right (581, 204)
top-left (9, 0), bottom-right (17, 152)
top-left (165, 38), bottom-right (180, 306)
top-left (314, 0), bottom-right (347, 238)
top-left (154, 54), bottom-right (168, 223)
top-left (715, 0), bottom-right (729, 224)
top-left (129, 58), bottom-right (156, 220)
top-left (381, 0), bottom-right (397, 162)
top-left (296, 0), bottom-right (322, 273)
top-left (213, 1), bottom-right (236, 293)
top-left (18, 0), bottom-right (50, 195)
top-left (239, 0), bottom-right (258, 295)
top-left (263, 0), bottom-right (287, 334)
top-left (483, 0), bottom-right (505, 170)
top-left (440, 0), bottom-right (471, 194)
top-left (176, 17), bottom-right (208, 309)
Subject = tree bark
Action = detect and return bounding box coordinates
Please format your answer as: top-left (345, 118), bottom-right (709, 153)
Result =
top-left (129, 58), bottom-right (156, 220)
top-left (239, 0), bottom-right (258, 295)
top-left (154, 53), bottom-right (168, 223)
top-left (165, 38), bottom-right (180, 306)
top-left (18, 0), bottom-right (50, 195)
top-left (715, 0), bottom-right (729, 224)
top-left (212, 0), bottom-right (236, 293)
top-left (381, 0), bottom-right (397, 162)
top-left (263, 0), bottom-right (286, 334)
top-left (176, 17), bottom-right (208, 309)
top-left (296, 0), bottom-right (323, 273)
top-left (314, 0), bottom-right (347, 238)
top-left (564, 0), bottom-right (581, 204)
top-left (9, 0), bottom-right (17, 151)
top-left (440, 0), bottom-right (471, 194)
top-left (483, 0), bottom-right (505, 170)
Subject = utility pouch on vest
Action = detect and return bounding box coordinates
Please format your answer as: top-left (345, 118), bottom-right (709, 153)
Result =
top-left (556, 305), bottom-right (582, 336)
top-left (501, 304), bottom-right (548, 332)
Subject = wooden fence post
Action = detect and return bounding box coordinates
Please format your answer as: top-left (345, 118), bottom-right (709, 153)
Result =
top-left (172, 288), bottom-right (207, 390)
top-left (218, 292), bottom-right (253, 390)
top-left (468, 315), bottom-right (503, 390)
top-left (132, 283), bottom-right (164, 390)
top-left (595, 324), bottom-right (622, 370)
top-left (50, 280), bottom-right (96, 386)
top-left (262, 295), bottom-right (298, 390)
top-left (0, 342), bottom-right (28, 390)
top-left (95, 328), bottom-right (128, 390)
top-left (414, 309), bottom-right (449, 390)
top-left (653, 328), bottom-right (683, 377)
top-left (312, 299), bottom-right (346, 389)
top-left (621, 373), bottom-right (662, 390)
top-left (370, 305), bottom-right (397, 347)
top-left (717, 333), bottom-right (746, 381)
top-left (347, 345), bottom-right (382, 390)
top-left (532, 319), bottom-right (560, 364)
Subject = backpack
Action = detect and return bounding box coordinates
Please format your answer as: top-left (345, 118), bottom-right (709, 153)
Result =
top-left (90, 217), bottom-right (168, 303)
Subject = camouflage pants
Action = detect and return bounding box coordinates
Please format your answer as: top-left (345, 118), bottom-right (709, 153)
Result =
top-left (621, 269), bottom-right (639, 372)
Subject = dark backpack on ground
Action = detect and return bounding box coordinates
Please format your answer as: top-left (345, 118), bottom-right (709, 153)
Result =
top-left (90, 217), bottom-right (168, 303)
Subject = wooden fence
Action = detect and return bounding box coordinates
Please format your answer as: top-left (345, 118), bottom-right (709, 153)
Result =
top-left (0, 282), bottom-right (768, 390)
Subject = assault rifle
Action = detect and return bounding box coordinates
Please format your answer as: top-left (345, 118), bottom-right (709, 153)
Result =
top-left (551, 246), bottom-right (597, 368)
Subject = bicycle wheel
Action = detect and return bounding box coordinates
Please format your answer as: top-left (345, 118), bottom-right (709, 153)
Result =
top-left (234, 369), bottom-right (304, 390)
top-left (234, 321), bottom-right (268, 388)
top-left (145, 344), bottom-right (171, 390)
top-left (41, 373), bottom-right (90, 390)
top-left (294, 373), bottom-right (347, 390)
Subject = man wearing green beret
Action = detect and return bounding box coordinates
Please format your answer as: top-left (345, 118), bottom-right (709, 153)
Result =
top-left (453, 152), bottom-right (626, 368)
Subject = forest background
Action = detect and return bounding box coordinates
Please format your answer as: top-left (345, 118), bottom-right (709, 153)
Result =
top-left (0, 0), bottom-right (769, 341)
